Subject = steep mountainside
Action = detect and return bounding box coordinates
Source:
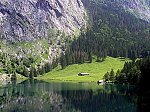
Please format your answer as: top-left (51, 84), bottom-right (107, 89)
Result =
top-left (59, 0), bottom-right (150, 69)
top-left (0, 0), bottom-right (86, 41)
top-left (0, 0), bottom-right (150, 79)
top-left (0, 0), bottom-right (149, 42)
top-left (117, 0), bottom-right (150, 22)
top-left (83, 0), bottom-right (150, 22)
top-left (82, 0), bottom-right (150, 38)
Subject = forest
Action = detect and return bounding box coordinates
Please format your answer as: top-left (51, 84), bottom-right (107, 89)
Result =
top-left (60, 0), bottom-right (150, 69)
top-left (103, 57), bottom-right (150, 85)
top-left (0, 0), bottom-right (150, 81)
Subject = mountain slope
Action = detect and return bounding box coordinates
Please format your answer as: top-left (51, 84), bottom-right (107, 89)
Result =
top-left (0, 0), bottom-right (150, 80)
top-left (116, 0), bottom-right (150, 22)
top-left (82, 0), bottom-right (150, 40)
top-left (58, 0), bottom-right (150, 69)
top-left (84, 0), bottom-right (150, 22)
top-left (0, 0), bottom-right (86, 41)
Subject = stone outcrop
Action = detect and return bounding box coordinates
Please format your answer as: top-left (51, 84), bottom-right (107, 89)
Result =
top-left (0, 0), bottom-right (86, 42)
top-left (119, 0), bottom-right (150, 22)
top-left (111, 0), bottom-right (150, 22)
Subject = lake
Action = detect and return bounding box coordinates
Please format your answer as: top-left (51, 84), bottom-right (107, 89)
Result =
top-left (0, 80), bottom-right (137, 112)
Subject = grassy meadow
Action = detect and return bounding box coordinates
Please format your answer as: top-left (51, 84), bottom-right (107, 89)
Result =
top-left (39, 57), bottom-right (129, 82)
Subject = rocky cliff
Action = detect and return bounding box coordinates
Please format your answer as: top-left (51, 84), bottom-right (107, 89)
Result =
top-left (118, 0), bottom-right (150, 22)
top-left (0, 0), bottom-right (86, 42)
top-left (82, 0), bottom-right (150, 22)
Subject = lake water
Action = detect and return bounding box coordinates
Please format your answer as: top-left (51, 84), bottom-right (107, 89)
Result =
top-left (0, 80), bottom-right (137, 112)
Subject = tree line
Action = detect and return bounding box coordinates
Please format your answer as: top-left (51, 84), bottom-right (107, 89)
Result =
top-left (103, 57), bottom-right (150, 85)
top-left (60, 0), bottom-right (150, 69)
top-left (0, 51), bottom-right (58, 80)
top-left (60, 27), bottom-right (150, 69)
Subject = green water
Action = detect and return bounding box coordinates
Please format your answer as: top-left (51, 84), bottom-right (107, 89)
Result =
top-left (0, 80), bottom-right (137, 112)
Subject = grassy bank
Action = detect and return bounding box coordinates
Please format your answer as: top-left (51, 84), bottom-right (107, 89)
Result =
top-left (0, 74), bottom-right (27, 86)
top-left (39, 57), bottom-right (129, 82)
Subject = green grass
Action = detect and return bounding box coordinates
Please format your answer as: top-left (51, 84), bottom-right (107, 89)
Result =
top-left (39, 57), bottom-right (129, 82)
top-left (0, 73), bottom-right (27, 82)
top-left (16, 74), bottom-right (28, 80)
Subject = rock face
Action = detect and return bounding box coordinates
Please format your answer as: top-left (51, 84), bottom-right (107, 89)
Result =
top-left (0, 0), bottom-right (149, 42)
top-left (115, 0), bottom-right (150, 22)
top-left (0, 0), bottom-right (86, 41)
top-left (83, 0), bottom-right (150, 22)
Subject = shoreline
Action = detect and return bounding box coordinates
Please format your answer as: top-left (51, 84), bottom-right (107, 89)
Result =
top-left (36, 77), bottom-right (101, 83)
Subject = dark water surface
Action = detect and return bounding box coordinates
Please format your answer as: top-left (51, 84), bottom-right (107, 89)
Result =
top-left (0, 80), bottom-right (137, 112)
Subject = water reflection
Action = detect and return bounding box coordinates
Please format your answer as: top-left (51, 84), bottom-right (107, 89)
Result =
top-left (0, 80), bottom-right (136, 112)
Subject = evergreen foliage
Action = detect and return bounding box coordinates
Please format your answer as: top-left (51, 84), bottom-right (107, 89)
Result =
top-left (59, 0), bottom-right (150, 69)
top-left (103, 57), bottom-right (150, 85)
top-left (109, 69), bottom-right (115, 82)
top-left (11, 72), bottom-right (17, 81)
top-left (103, 72), bottom-right (110, 82)
top-left (1, 0), bottom-right (150, 80)
top-left (138, 57), bottom-right (150, 112)
top-left (0, 51), bottom-right (58, 78)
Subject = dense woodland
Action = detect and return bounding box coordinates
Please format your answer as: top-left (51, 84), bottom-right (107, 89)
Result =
top-left (0, 0), bottom-right (150, 80)
top-left (0, 47), bottom-right (58, 79)
top-left (103, 57), bottom-right (150, 85)
top-left (137, 57), bottom-right (150, 112)
top-left (103, 56), bottom-right (150, 112)
top-left (60, 0), bottom-right (150, 69)
top-left (0, 0), bottom-right (150, 111)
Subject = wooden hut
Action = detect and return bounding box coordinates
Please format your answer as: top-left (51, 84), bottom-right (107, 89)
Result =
top-left (78, 73), bottom-right (89, 76)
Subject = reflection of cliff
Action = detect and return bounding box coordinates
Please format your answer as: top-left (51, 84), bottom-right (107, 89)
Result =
top-left (0, 80), bottom-right (136, 112)
top-left (0, 89), bottom-right (66, 111)
top-left (1, 92), bottom-right (66, 112)
top-left (0, 80), bottom-right (66, 112)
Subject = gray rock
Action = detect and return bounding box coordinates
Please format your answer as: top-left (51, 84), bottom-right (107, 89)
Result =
top-left (0, 0), bottom-right (86, 42)
top-left (114, 0), bottom-right (150, 22)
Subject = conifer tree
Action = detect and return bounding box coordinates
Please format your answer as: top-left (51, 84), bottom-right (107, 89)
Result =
top-left (110, 69), bottom-right (115, 82)
top-left (23, 66), bottom-right (29, 77)
top-left (103, 72), bottom-right (110, 82)
top-left (60, 53), bottom-right (66, 69)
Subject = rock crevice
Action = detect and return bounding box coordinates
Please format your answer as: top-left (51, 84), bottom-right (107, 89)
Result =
top-left (0, 0), bottom-right (86, 41)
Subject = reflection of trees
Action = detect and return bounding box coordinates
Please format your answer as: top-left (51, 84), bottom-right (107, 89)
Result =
top-left (60, 88), bottom-right (136, 112)
top-left (137, 59), bottom-right (150, 112)
top-left (0, 80), bottom-right (136, 112)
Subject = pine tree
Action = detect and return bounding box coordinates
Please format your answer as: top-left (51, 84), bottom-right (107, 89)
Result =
top-left (110, 69), bottom-right (115, 82)
top-left (115, 69), bottom-right (121, 83)
top-left (6, 65), bottom-right (12, 74)
top-left (34, 68), bottom-right (37, 77)
top-left (44, 63), bottom-right (50, 73)
top-left (11, 72), bottom-right (17, 81)
top-left (60, 53), bottom-right (66, 69)
top-left (88, 51), bottom-right (92, 63)
top-left (23, 66), bottom-right (29, 77)
top-left (41, 66), bottom-right (45, 75)
top-left (103, 72), bottom-right (110, 82)
top-left (29, 67), bottom-right (34, 79)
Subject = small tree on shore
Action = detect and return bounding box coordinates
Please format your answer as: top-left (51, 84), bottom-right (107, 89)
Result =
top-left (23, 66), bottom-right (29, 77)
top-left (103, 72), bottom-right (110, 82)
top-left (110, 69), bottom-right (115, 82)
top-left (11, 72), bottom-right (17, 81)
